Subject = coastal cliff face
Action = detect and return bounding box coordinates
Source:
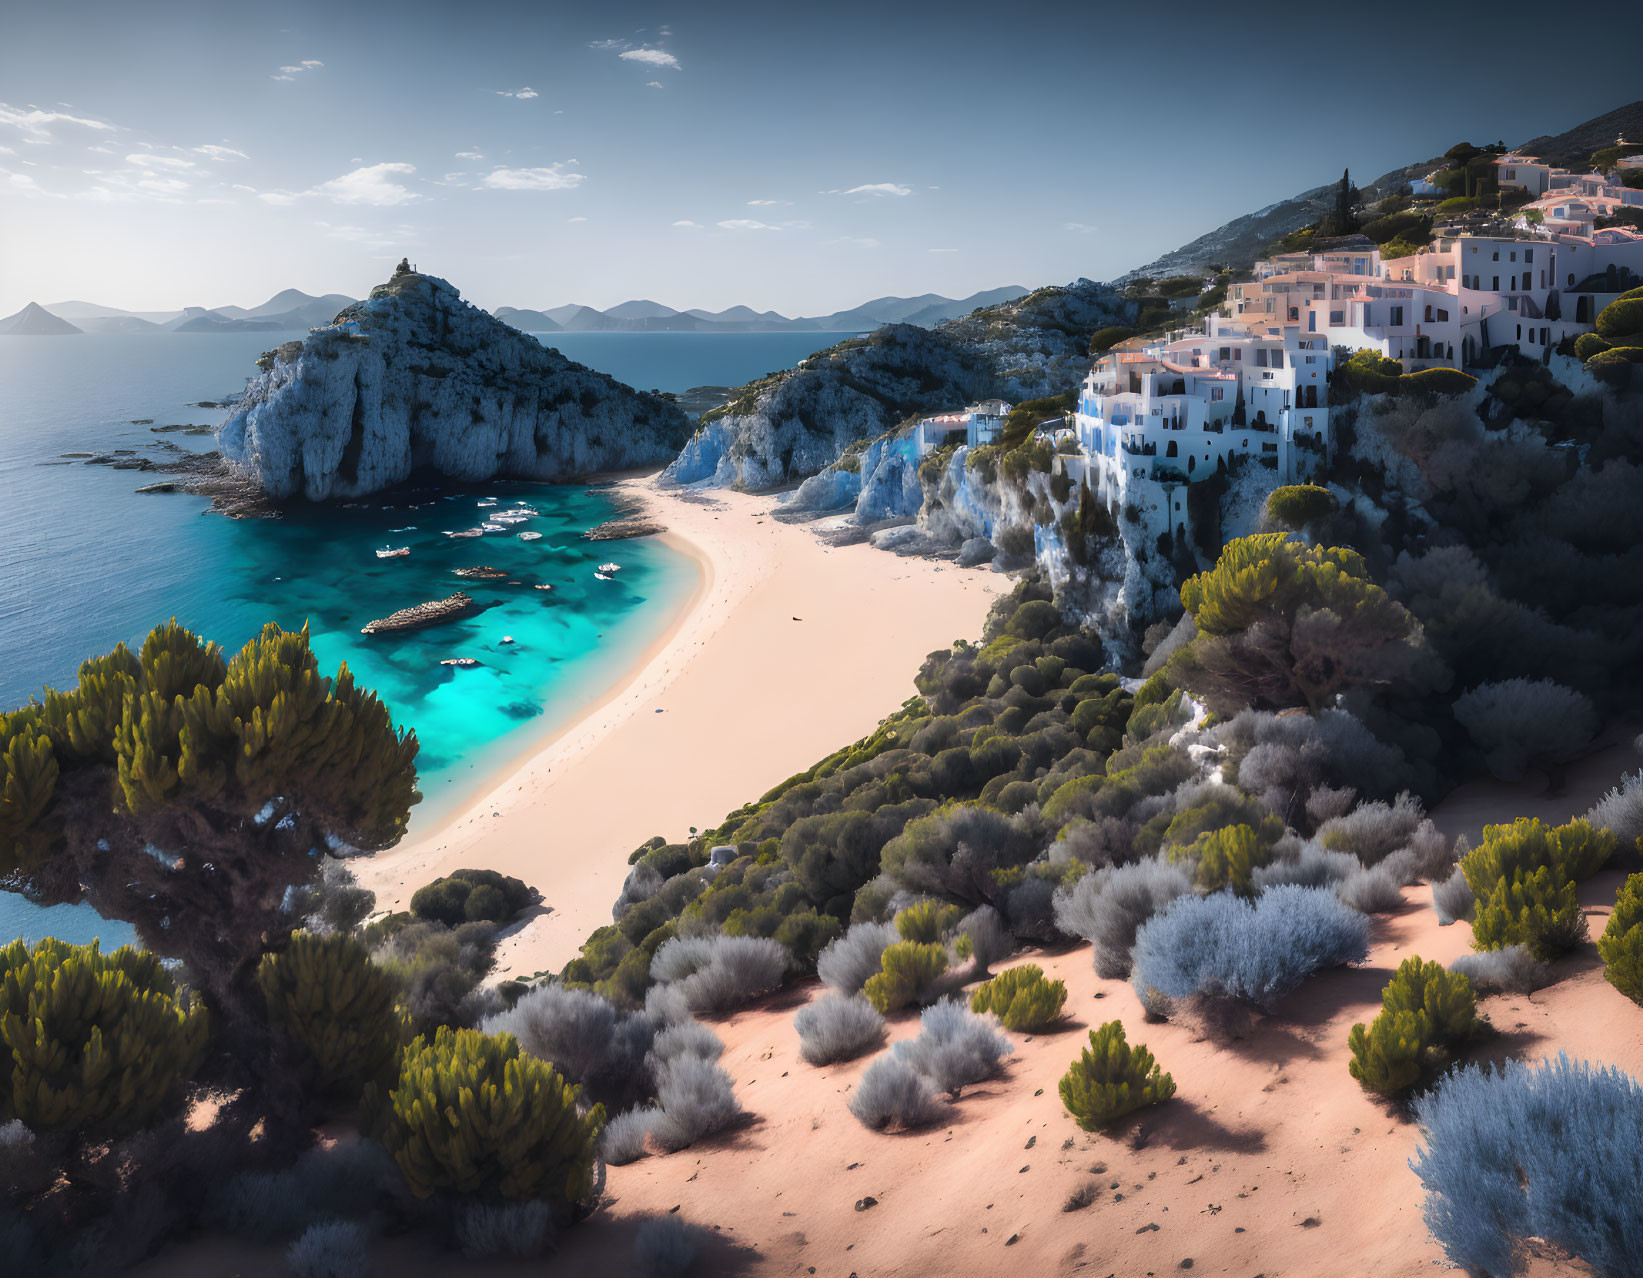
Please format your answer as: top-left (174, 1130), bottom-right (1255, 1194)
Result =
top-left (662, 281), bottom-right (1131, 491)
top-left (218, 272), bottom-right (690, 501)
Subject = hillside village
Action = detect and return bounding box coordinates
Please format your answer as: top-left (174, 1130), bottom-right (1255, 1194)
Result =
top-left (896, 139), bottom-right (1643, 556)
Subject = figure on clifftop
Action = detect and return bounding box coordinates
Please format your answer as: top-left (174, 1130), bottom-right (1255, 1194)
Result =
top-left (394, 256), bottom-right (413, 276)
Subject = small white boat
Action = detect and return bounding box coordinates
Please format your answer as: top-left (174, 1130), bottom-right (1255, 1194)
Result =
top-left (376, 546), bottom-right (409, 559)
top-left (440, 657), bottom-right (479, 668)
top-left (500, 635), bottom-right (515, 645)
top-left (447, 528), bottom-right (483, 539)
top-left (594, 571), bottom-right (614, 581)
top-left (477, 499), bottom-right (497, 507)
top-left (518, 531), bottom-right (543, 542)
top-left (387, 525), bottom-right (417, 533)
top-left (480, 522), bottom-right (505, 533)
top-left (534, 583), bottom-right (554, 591)
top-left (598, 561), bottom-right (621, 574)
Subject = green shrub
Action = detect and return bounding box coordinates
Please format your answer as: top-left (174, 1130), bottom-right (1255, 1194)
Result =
top-left (1265, 484), bottom-right (1338, 530)
top-left (1596, 296), bottom-right (1643, 344)
top-left (1058, 1020), bottom-right (1174, 1130)
top-left (411, 869), bottom-right (534, 927)
top-left (1462, 818), bottom-right (1613, 896)
top-left (365, 1027), bottom-right (603, 1208)
top-left (1178, 823), bottom-right (1262, 895)
top-left (1401, 367), bottom-right (1476, 396)
top-left (0, 937), bottom-right (208, 1136)
top-left (1089, 326), bottom-right (1136, 354)
top-left (863, 941), bottom-right (948, 1014)
top-left (895, 900), bottom-right (965, 944)
top-left (1598, 872), bottom-right (1643, 1004)
top-left (1471, 866), bottom-right (1586, 960)
top-left (1347, 956), bottom-right (1476, 1096)
top-left (1574, 332), bottom-right (1611, 361)
top-left (257, 931), bottom-right (403, 1102)
top-left (970, 963), bottom-right (1066, 1032)
top-left (1346, 1009), bottom-right (1428, 1095)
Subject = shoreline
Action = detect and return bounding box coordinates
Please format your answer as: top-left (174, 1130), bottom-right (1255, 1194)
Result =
top-left (354, 475), bottom-right (1008, 978)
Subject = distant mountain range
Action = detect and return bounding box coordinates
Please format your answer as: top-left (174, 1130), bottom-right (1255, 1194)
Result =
top-left (493, 286), bottom-right (1030, 333)
top-left (34, 291), bottom-right (357, 334)
top-left (8, 285), bottom-right (1031, 338)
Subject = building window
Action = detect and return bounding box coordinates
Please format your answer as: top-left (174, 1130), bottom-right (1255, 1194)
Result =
top-left (1525, 249), bottom-right (1534, 262)
top-left (1516, 324), bottom-right (1522, 339)
top-left (1330, 310), bottom-right (1343, 325)
top-left (1510, 251), bottom-right (1517, 262)
top-left (1492, 276), bottom-right (1499, 291)
top-left (1492, 250), bottom-right (1499, 261)
top-left (1437, 309), bottom-right (1449, 322)
top-left (1390, 305), bottom-right (1404, 326)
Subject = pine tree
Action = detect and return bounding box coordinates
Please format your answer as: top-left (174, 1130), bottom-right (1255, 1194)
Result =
top-left (1598, 873), bottom-right (1643, 1004)
top-left (970, 964), bottom-right (1067, 1032)
top-left (0, 620), bottom-right (419, 1079)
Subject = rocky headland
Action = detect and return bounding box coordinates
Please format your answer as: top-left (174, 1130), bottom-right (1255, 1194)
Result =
top-left (216, 268), bottom-right (692, 502)
top-left (661, 279), bottom-right (1132, 490)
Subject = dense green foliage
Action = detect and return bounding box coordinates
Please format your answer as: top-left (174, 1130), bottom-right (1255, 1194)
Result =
top-left (1166, 534), bottom-right (1424, 714)
top-left (1265, 484), bottom-right (1338, 530)
top-left (1338, 349), bottom-right (1477, 398)
top-left (1059, 1020), bottom-right (1174, 1130)
top-left (411, 868), bottom-right (534, 927)
top-left (257, 932), bottom-right (402, 1103)
top-left (0, 937), bottom-right (208, 1137)
top-left (969, 963), bottom-right (1066, 1032)
top-left (0, 621), bottom-right (418, 1061)
top-left (364, 1027), bottom-right (603, 1209)
top-left (1347, 956), bottom-right (1476, 1095)
top-left (1598, 872), bottom-right (1643, 1004)
top-left (863, 941), bottom-right (948, 1014)
top-left (1461, 819), bottom-right (1612, 960)
top-left (558, 580), bottom-right (1139, 1007)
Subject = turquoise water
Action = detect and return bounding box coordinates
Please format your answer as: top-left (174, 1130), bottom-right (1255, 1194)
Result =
top-left (0, 328), bottom-right (844, 948)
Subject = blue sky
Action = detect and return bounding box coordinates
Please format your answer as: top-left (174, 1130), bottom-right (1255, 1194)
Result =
top-left (2, 0), bottom-right (1638, 315)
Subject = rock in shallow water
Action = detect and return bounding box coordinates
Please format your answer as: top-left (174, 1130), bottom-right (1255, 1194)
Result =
top-left (218, 272), bottom-right (690, 502)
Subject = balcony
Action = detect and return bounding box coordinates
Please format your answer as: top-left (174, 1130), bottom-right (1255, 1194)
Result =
top-left (1121, 441), bottom-right (1157, 457)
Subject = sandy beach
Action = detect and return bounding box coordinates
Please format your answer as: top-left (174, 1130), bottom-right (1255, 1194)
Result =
top-left (353, 475), bottom-right (1009, 979)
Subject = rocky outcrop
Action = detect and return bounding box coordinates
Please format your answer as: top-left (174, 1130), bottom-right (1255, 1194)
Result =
top-left (661, 281), bottom-right (1131, 493)
top-left (218, 272), bottom-right (690, 502)
top-left (361, 592), bottom-right (479, 635)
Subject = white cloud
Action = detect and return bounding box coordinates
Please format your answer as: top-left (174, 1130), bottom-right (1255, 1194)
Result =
top-left (841, 182), bottom-right (910, 197)
top-left (278, 66), bottom-right (303, 74)
top-left (496, 87), bottom-right (539, 99)
top-left (193, 144), bottom-right (249, 161)
top-left (257, 190), bottom-right (301, 206)
top-left (478, 164), bottom-right (585, 191)
top-left (87, 144), bottom-right (114, 154)
top-left (0, 104), bottom-right (115, 135)
top-left (567, 215), bottom-right (588, 222)
top-left (312, 161), bottom-right (420, 206)
top-left (454, 149), bottom-right (484, 160)
top-left (672, 219), bottom-right (701, 227)
top-left (717, 218), bottom-right (778, 231)
top-left (588, 38), bottom-right (628, 50)
top-left (317, 220), bottom-right (416, 250)
top-left (127, 153), bottom-right (194, 170)
top-left (619, 48), bottom-right (679, 69)
top-left (928, 247), bottom-right (958, 253)
top-left (301, 60), bottom-right (323, 68)
top-left (1063, 221), bottom-right (1098, 234)
top-left (0, 145), bottom-right (11, 156)
top-left (647, 81), bottom-right (664, 88)
top-left (746, 199), bottom-right (790, 206)
top-left (274, 60), bottom-right (323, 80)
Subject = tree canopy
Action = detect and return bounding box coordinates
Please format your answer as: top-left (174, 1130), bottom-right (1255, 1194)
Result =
top-left (1165, 533), bottom-right (1425, 713)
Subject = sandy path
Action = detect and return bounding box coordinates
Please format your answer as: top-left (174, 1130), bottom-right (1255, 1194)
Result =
top-left (353, 476), bottom-right (1008, 979)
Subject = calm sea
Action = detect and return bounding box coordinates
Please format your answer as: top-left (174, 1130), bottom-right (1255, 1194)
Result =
top-left (0, 327), bottom-right (852, 947)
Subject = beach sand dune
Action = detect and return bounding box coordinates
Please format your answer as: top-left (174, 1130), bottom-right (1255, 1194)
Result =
top-left (354, 474), bottom-right (1009, 980)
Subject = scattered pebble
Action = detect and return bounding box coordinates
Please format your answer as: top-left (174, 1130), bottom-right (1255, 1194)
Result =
top-left (854, 1197), bottom-right (877, 1212)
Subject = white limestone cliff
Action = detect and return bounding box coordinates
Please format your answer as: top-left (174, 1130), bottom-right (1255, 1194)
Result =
top-left (217, 271), bottom-right (689, 501)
